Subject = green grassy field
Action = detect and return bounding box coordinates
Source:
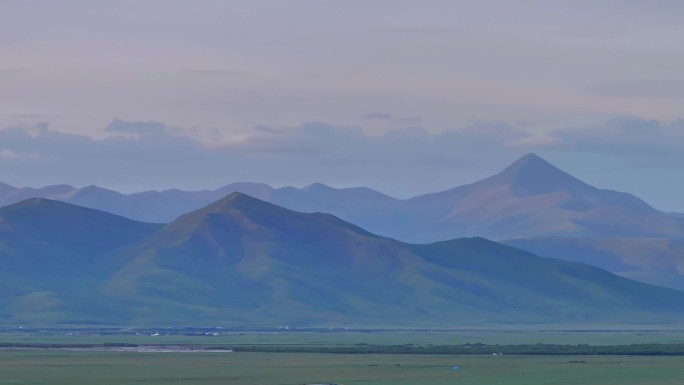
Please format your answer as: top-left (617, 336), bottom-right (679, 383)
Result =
top-left (0, 351), bottom-right (682, 385)
top-left (2, 331), bottom-right (684, 384)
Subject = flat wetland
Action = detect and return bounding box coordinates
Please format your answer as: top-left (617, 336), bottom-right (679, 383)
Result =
top-left (2, 329), bottom-right (684, 384)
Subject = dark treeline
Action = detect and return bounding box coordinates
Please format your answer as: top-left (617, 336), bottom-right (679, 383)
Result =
top-left (0, 342), bottom-right (139, 348)
top-left (3, 342), bottom-right (684, 355)
top-left (231, 343), bottom-right (684, 356)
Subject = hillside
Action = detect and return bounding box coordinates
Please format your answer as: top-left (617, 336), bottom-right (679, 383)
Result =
top-left (89, 193), bottom-right (684, 326)
top-left (0, 199), bottom-right (163, 324)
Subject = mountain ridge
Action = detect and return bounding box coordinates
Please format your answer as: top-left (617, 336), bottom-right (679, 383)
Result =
top-left (3, 154), bottom-right (684, 291)
top-left (96, 193), bottom-right (684, 326)
top-left (2, 194), bottom-right (684, 326)
top-left (2, 153), bottom-right (675, 237)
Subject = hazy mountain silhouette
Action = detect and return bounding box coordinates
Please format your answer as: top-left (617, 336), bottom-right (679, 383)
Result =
top-left (399, 154), bottom-right (684, 290)
top-left (0, 182), bottom-right (274, 223)
top-left (400, 153), bottom-right (682, 241)
top-left (3, 154), bottom-right (681, 242)
top-left (505, 237), bottom-right (684, 291)
top-left (0, 182), bottom-right (15, 195)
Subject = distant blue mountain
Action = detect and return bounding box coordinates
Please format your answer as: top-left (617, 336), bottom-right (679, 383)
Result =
top-left (3, 154), bottom-right (680, 241)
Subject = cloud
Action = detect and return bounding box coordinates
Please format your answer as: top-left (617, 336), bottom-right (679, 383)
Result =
top-left (0, 121), bottom-right (210, 189)
top-left (364, 113), bottom-right (393, 120)
top-left (381, 127), bottom-right (430, 141)
top-left (2, 116), bottom-right (683, 210)
top-left (0, 68), bottom-right (30, 75)
top-left (104, 119), bottom-right (169, 136)
top-left (0, 148), bottom-right (39, 160)
top-left (379, 26), bottom-right (463, 36)
top-left (590, 79), bottom-right (684, 99)
top-left (241, 122), bottom-right (366, 155)
top-left (4, 118), bottom-right (681, 181)
top-left (180, 69), bottom-right (248, 76)
top-left (362, 112), bottom-right (422, 126)
top-left (544, 116), bottom-right (684, 211)
top-left (452, 120), bottom-right (531, 142)
top-left (551, 117), bottom-right (684, 154)
top-left (240, 120), bottom-right (531, 155)
top-left (253, 125), bottom-right (285, 135)
top-left (9, 113), bottom-right (50, 119)
top-left (0, 119), bottom-right (537, 194)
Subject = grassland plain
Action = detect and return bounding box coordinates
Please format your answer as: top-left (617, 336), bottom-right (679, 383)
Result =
top-left (0, 351), bottom-right (683, 385)
top-left (2, 330), bottom-right (684, 384)
top-left (4, 329), bottom-right (684, 346)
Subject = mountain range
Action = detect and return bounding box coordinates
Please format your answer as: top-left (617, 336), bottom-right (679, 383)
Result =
top-left (2, 154), bottom-right (683, 291)
top-left (1, 194), bottom-right (684, 327)
top-left (3, 154), bottom-right (682, 242)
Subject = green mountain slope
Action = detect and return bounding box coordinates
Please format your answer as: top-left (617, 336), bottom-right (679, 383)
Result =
top-left (96, 193), bottom-right (684, 326)
top-left (0, 198), bottom-right (163, 324)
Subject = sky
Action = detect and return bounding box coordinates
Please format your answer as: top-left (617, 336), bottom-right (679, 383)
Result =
top-left (1, 1), bottom-right (684, 211)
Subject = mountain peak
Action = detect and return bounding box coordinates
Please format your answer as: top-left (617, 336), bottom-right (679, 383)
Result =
top-left (301, 182), bottom-right (330, 190)
top-left (3, 197), bottom-right (115, 215)
top-left (213, 182), bottom-right (274, 200)
top-left (0, 198), bottom-right (162, 229)
top-left (0, 182), bottom-right (15, 195)
top-left (166, 191), bottom-right (376, 242)
top-left (212, 191), bottom-right (261, 206)
top-left (191, 192), bottom-right (284, 217)
top-left (8, 197), bottom-right (56, 208)
top-left (503, 153), bottom-right (557, 174)
top-left (488, 153), bottom-right (593, 195)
